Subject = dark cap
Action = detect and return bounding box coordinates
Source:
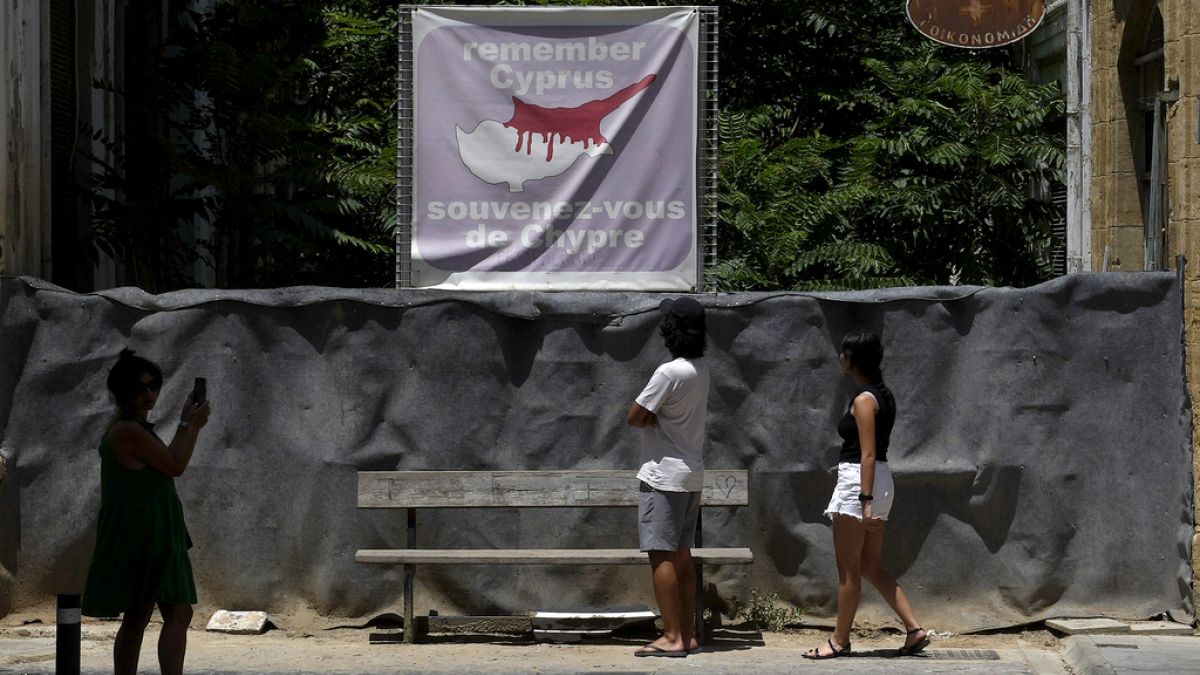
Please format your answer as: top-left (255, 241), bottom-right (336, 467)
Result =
top-left (659, 297), bottom-right (706, 327)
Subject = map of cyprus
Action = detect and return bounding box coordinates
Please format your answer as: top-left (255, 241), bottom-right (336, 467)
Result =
top-left (456, 74), bottom-right (657, 192)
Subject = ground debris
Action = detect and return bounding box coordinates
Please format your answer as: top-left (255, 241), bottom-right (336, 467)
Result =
top-left (205, 610), bottom-right (270, 635)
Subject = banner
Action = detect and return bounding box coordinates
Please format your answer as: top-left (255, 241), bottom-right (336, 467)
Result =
top-left (410, 7), bottom-right (700, 290)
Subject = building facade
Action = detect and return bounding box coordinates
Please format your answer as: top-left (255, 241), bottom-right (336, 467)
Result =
top-left (1090, 1), bottom-right (1197, 279)
top-left (2, 0), bottom-right (154, 291)
top-left (1084, 0), bottom-right (1200, 615)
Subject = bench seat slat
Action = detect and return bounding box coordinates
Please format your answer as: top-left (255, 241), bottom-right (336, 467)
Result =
top-left (358, 470), bottom-right (749, 508)
top-left (355, 547), bottom-right (753, 565)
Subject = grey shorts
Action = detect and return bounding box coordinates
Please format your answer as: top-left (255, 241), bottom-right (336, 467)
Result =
top-left (638, 482), bottom-right (702, 552)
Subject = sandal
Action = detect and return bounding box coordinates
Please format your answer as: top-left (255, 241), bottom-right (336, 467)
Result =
top-left (634, 644), bottom-right (688, 658)
top-left (802, 638), bottom-right (851, 660)
top-left (898, 627), bottom-right (930, 656)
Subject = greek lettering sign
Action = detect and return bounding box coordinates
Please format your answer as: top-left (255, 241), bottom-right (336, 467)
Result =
top-left (411, 7), bottom-right (700, 290)
top-left (906, 0), bottom-right (1046, 49)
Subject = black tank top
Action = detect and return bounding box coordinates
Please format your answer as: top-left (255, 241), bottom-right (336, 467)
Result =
top-left (837, 383), bottom-right (895, 463)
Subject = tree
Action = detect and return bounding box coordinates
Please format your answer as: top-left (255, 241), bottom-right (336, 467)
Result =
top-left (712, 2), bottom-right (1065, 290)
top-left (85, 0), bottom-right (1064, 291)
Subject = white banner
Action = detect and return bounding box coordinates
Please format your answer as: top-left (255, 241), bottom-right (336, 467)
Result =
top-left (410, 7), bottom-right (700, 290)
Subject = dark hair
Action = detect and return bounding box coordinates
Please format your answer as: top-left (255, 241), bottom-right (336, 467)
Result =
top-left (106, 348), bottom-right (163, 409)
top-left (660, 314), bottom-right (706, 359)
top-left (841, 331), bottom-right (883, 383)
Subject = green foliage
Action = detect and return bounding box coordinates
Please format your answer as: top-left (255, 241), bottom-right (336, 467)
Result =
top-left (714, 106), bottom-right (915, 291)
top-left (838, 47), bottom-right (1065, 286)
top-left (86, 0), bottom-right (1065, 291)
top-left (714, 4), bottom-right (1066, 290)
top-left (311, 3), bottom-right (402, 256)
top-left (731, 589), bottom-right (805, 632)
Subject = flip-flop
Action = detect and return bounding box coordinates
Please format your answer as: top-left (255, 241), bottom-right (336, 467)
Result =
top-left (802, 638), bottom-right (851, 660)
top-left (634, 644), bottom-right (688, 658)
top-left (898, 627), bottom-right (930, 656)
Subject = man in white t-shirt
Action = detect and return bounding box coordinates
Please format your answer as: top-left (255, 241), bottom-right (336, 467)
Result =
top-left (627, 297), bottom-right (710, 658)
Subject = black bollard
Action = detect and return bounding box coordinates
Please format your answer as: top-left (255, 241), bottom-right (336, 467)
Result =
top-left (56, 593), bottom-right (81, 675)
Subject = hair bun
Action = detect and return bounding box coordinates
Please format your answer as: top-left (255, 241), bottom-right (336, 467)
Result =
top-left (118, 348), bottom-right (137, 361)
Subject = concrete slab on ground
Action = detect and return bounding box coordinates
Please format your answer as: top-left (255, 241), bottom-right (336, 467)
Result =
top-left (1046, 618), bottom-right (1140, 635)
top-left (1045, 618), bottom-right (1133, 635)
top-left (1063, 635), bottom-right (1200, 674)
top-left (1127, 620), bottom-right (1194, 636)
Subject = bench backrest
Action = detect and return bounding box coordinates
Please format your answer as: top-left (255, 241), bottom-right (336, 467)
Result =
top-left (358, 470), bottom-right (748, 508)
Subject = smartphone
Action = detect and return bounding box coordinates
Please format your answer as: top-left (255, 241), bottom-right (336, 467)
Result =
top-left (191, 377), bottom-right (207, 406)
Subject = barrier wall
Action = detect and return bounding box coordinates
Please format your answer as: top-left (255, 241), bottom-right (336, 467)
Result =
top-left (0, 273), bottom-right (1191, 629)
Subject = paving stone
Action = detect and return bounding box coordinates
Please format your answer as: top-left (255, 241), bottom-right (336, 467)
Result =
top-left (204, 610), bottom-right (269, 634)
top-left (1044, 618), bottom-right (1131, 635)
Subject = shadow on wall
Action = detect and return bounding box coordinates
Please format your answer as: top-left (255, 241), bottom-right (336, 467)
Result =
top-left (755, 463), bottom-right (1024, 608)
top-left (880, 458), bottom-right (1073, 617)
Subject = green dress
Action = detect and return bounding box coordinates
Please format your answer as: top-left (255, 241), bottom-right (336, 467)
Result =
top-left (81, 415), bottom-right (197, 617)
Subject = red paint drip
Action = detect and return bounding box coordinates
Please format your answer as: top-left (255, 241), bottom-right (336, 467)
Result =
top-left (504, 74), bottom-right (657, 162)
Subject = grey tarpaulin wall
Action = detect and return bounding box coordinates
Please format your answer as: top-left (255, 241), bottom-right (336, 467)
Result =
top-left (0, 273), bottom-right (1192, 630)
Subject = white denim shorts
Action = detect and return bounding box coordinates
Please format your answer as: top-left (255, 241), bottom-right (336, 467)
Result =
top-left (824, 461), bottom-right (895, 521)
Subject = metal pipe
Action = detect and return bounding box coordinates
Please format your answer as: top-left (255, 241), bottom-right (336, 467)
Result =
top-left (1065, 0), bottom-right (1092, 273)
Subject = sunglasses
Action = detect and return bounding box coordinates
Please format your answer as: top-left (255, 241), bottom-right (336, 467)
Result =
top-left (132, 381), bottom-right (161, 394)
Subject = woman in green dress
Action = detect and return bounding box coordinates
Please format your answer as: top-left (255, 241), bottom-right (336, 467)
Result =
top-left (82, 349), bottom-right (210, 675)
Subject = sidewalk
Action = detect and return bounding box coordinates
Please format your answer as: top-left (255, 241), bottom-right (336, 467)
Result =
top-left (1063, 634), bottom-right (1200, 674)
top-left (12, 625), bottom-right (1200, 673)
top-left (0, 622), bottom-right (1069, 674)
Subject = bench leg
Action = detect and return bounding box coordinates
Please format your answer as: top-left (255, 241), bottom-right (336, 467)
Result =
top-left (403, 563), bottom-right (415, 644)
top-left (404, 508), bottom-right (417, 643)
top-left (694, 508), bottom-right (707, 645)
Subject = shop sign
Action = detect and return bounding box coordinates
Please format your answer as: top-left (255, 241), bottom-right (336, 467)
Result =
top-left (906, 0), bottom-right (1046, 48)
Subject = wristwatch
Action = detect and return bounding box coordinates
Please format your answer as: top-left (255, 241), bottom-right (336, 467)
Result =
top-left (857, 493), bottom-right (874, 502)
top-left (178, 420), bottom-right (190, 429)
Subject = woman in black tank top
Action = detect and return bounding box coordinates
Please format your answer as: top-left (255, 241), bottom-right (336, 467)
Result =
top-left (804, 331), bottom-right (928, 660)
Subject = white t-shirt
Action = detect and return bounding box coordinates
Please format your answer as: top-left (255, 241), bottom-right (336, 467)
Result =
top-left (635, 357), bottom-right (710, 492)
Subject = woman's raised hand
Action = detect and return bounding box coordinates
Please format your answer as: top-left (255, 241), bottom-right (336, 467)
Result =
top-left (180, 399), bottom-right (211, 430)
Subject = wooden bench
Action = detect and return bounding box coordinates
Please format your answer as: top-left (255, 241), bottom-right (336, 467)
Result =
top-left (355, 470), bottom-right (752, 643)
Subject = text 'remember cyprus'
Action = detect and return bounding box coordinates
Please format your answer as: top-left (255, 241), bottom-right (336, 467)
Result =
top-left (456, 37), bottom-right (658, 192)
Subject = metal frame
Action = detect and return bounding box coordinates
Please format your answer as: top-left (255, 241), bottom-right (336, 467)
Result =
top-left (696, 6), bottom-right (719, 291)
top-left (395, 6), bottom-right (415, 288)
